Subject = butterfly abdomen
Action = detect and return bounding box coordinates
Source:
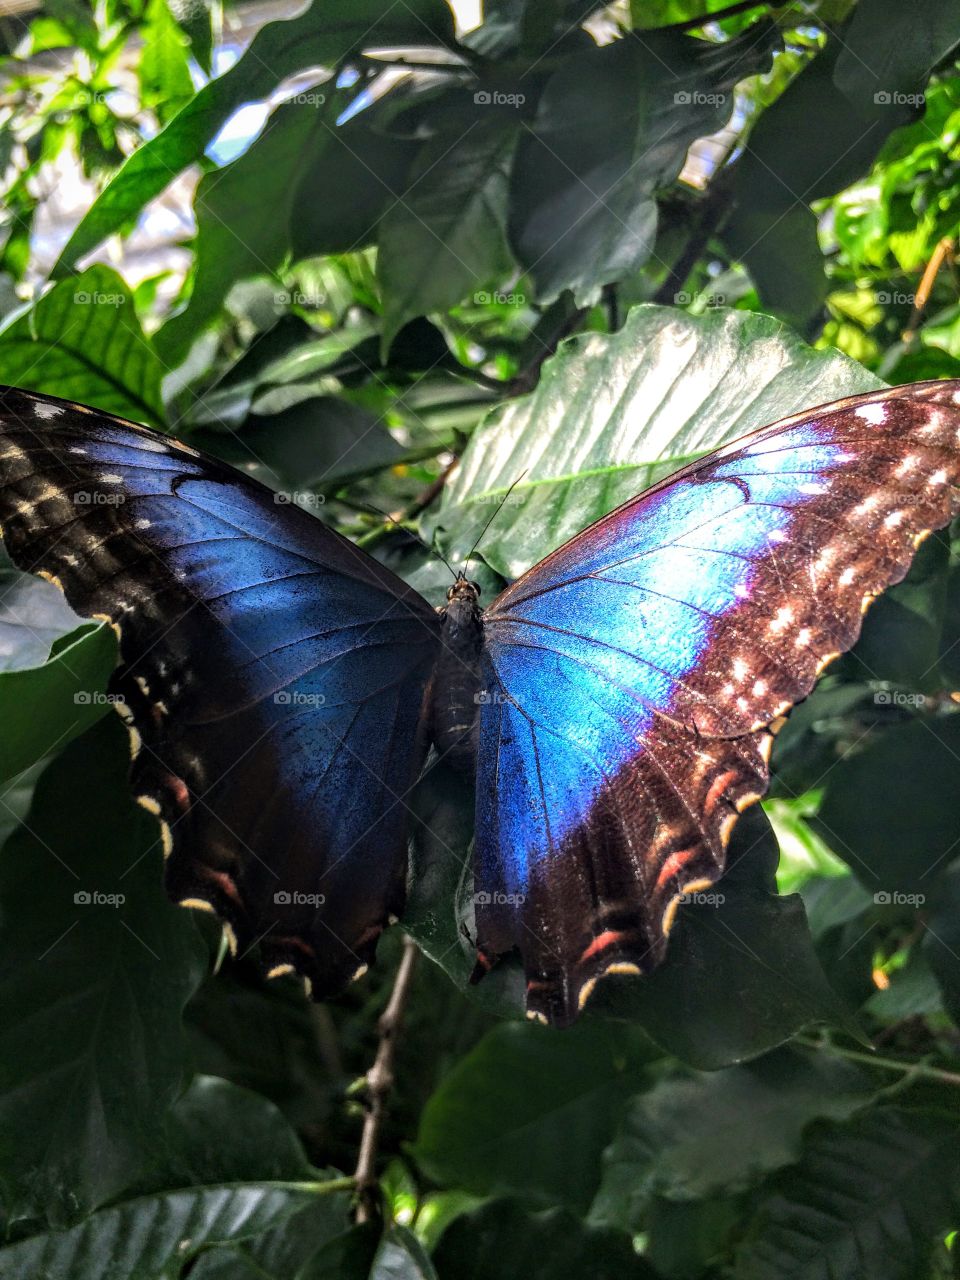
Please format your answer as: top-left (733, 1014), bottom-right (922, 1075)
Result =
top-left (432, 587), bottom-right (484, 770)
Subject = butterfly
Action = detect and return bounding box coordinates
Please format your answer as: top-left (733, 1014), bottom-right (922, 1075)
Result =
top-left (0, 381), bottom-right (958, 1026)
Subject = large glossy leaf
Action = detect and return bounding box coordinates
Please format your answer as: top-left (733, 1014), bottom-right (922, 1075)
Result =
top-left (429, 304), bottom-right (881, 576)
top-left (378, 112), bottom-right (516, 355)
top-left (52, 0), bottom-right (456, 275)
top-left (507, 24), bottom-right (779, 303)
top-left (814, 714), bottom-right (960, 892)
top-left (0, 266), bottom-right (165, 424)
top-left (736, 1107), bottom-right (960, 1280)
top-left (411, 1021), bottom-right (653, 1212)
top-left (833, 0), bottom-right (960, 110)
top-left (432, 1199), bottom-right (658, 1280)
top-left (0, 1183), bottom-right (336, 1279)
top-left (0, 622), bottom-right (116, 783)
top-left (0, 558), bottom-right (83, 672)
top-left (0, 718), bottom-right (208, 1225)
top-left (590, 1047), bottom-right (874, 1232)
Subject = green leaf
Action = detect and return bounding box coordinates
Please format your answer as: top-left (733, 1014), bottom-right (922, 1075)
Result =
top-left (429, 304), bottom-right (881, 578)
top-left (0, 557), bottom-right (82, 672)
top-left (370, 1226), bottom-right (438, 1280)
top-left (736, 1107), bottom-right (960, 1280)
top-left (432, 1199), bottom-right (658, 1280)
top-left (591, 1047), bottom-right (873, 1231)
top-left (192, 394), bottom-right (403, 488)
top-left (378, 113), bottom-right (517, 355)
top-left (834, 0), bottom-right (960, 108)
top-left (721, 202), bottom-right (828, 331)
top-left (411, 1021), bottom-right (652, 1212)
top-left (0, 622), bottom-right (117, 783)
top-left (508, 24), bottom-right (779, 302)
top-left (0, 266), bottom-right (165, 424)
top-left (0, 717), bottom-right (208, 1224)
top-left (135, 1076), bottom-right (316, 1193)
top-left (157, 102), bottom-right (418, 362)
top-left (0, 1183), bottom-right (335, 1279)
top-left (814, 715), bottom-right (960, 892)
top-left (139, 0), bottom-right (195, 126)
top-left (53, 0), bottom-right (455, 275)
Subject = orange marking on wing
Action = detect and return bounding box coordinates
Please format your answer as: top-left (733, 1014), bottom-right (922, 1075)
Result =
top-left (703, 768), bottom-right (740, 815)
top-left (579, 929), bottom-right (628, 965)
top-left (201, 867), bottom-right (244, 910)
top-left (655, 847), bottom-right (698, 889)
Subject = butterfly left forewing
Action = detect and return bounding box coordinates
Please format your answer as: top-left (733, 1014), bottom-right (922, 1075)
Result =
top-left (475, 380), bottom-right (960, 1025)
top-left (0, 387), bottom-right (441, 996)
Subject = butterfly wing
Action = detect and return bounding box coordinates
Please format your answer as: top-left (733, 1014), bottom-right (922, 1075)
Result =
top-left (474, 380), bottom-right (960, 1025)
top-left (0, 387), bottom-right (441, 994)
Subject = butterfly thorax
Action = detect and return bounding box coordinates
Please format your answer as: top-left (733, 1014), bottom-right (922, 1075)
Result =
top-left (431, 576), bottom-right (484, 771)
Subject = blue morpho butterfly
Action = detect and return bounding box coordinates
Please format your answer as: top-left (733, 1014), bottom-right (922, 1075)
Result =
top-left (1, 381), bottom-right (959, 1026)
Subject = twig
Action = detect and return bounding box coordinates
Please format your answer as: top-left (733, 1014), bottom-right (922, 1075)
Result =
top-left (393, 453), bottom-right (461, 524)
top-left (354, 936), bottom-right (421, 1223)
top-left (653, 175), bottom-right (732, 307)
top-left (902, 236), bottom-right (954, 343)
top-left (508, 304), bottom-right (589, 396)
top-left (668, 0), bottom-right (773, 32)
top-left (796, 1034), bottom-right (960, 1088)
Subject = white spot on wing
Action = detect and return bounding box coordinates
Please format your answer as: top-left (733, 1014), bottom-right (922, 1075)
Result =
top-left (100, 473), bottom-right (123, 484)
top-left (33, 402), bottom-right (63, 420)
top-left (855, 403), bottom-right (887, 425)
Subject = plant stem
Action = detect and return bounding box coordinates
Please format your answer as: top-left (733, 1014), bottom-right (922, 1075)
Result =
top-left (354, 936), bottom-right (421, 1223)
top-left (796, 1035), bottom-right (960, 1088)
top-left (902, 236), bottom-right (954, 342)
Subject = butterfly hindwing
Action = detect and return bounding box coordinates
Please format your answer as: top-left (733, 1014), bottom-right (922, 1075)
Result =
top-left (474, 380), bottom-right (960, 1025)
top-left (0, 387), bottom-right (441, 994)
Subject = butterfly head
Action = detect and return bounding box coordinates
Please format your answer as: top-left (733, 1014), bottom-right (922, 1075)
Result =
top-left (447, 571), bottom-right (481, 604)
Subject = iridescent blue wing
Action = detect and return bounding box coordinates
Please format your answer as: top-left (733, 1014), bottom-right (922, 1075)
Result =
top-left (0, 387), bottom-right (441, 995)
top-left (474, 380), bottom-right (960, 1025)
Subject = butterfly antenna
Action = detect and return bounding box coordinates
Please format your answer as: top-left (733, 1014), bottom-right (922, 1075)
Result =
top-left (462, 472), bottom-right (527, 576)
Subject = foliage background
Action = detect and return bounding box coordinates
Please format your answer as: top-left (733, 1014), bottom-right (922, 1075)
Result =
top-left (1, 0), bottom-right (960, 1276)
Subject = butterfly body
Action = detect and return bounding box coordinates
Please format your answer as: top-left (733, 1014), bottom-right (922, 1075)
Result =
top-left (1, 381), bottom-right (959, 1026)
top-left (430, 576), bottom-right (484, 772)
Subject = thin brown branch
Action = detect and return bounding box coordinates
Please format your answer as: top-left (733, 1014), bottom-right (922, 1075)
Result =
top-left (353, 935), bottom-right (421, 1223)
top-left (902, 236), bottom-right (955, 343)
